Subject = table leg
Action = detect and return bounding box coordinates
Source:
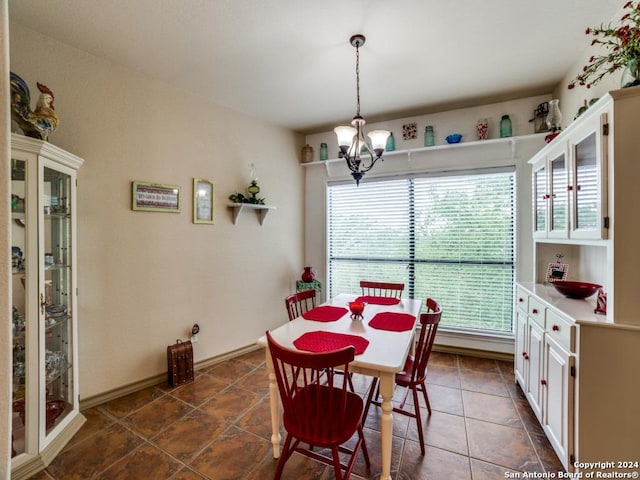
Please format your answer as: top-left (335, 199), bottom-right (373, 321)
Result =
top-left (379, 372), bottom-right (395, 480)
top-left (265, 347), bottom-right (282, 458)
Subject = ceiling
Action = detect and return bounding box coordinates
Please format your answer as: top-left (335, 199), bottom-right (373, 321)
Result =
top-left (8, 0), bottom-right (622, 134)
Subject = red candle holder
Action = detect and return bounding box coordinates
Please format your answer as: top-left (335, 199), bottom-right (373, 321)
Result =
top-left (349, 301), bottom-right (365, 320)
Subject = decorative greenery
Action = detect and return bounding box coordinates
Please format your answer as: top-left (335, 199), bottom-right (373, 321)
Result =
top-left (568, 1), bottom-right (640, 89)
top-left (228, 192), bottom-right (265, 205)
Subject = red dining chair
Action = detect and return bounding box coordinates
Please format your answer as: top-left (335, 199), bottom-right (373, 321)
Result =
top-left (359, 280), bottom-right (404, 299)
top-left (364, 298), bottom-right (442, 455)
top-left (285, 289), bottom-right (355, 391)
top-left (285, 289), bottom-right (316, 321)
top-left (266, 331), bottom-right (370, 480)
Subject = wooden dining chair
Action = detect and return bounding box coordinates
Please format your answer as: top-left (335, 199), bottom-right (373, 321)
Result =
top-left (285, 289), bottom-right (316, 321)
top-left (363, 297), bottom-right (442, 455)
top-left (359, 280), bottom-right (404, 299)
top-left (266, 331), bottom-right (370, 480)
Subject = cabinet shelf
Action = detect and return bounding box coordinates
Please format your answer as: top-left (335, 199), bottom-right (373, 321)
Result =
top-left (228, 203), bottom-right (276, 225)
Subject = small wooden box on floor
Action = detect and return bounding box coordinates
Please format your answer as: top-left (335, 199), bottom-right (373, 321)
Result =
top-left (167, 340), bottom-right (194, 387)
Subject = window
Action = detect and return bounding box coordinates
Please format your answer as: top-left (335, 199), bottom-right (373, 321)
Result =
top-left (328, 168), bottom-right (516, 334)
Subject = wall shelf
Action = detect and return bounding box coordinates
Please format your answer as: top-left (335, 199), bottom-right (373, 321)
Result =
top-left (228, 203), bottom-right (276, 225)
top-left (300, 133), bottom-right (546, 177)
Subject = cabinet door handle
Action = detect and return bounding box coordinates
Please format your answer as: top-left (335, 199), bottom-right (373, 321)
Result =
top-left (541, 379), bottom-right (547, 386)
top-left (552, 325), bottom-right (560, 331)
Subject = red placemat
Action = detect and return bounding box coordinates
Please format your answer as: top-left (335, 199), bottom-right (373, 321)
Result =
top-left (302, 305), bottom-right (348, 322)
top-left (355, 295), bottom-right (400, 306)
top-left (368, 312), bottom-right (416, 332)
top-left (293, 331), bottom-right (369, 355)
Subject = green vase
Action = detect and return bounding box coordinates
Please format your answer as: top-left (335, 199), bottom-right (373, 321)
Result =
top-left (621, 58), bottom-right (640, 88)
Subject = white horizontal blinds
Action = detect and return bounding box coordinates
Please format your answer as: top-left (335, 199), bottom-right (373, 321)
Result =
top-left (412, 171), bottom-right (515, 332)
top-left (327, 168), bottom-right (515, 334)
top-left (328, 179), bottom-right (411, 299)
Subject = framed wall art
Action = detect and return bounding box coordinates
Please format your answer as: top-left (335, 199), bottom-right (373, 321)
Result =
top-left (193, 178), bottom-right (215, 224)
top-left (545, 262), bottom-right (569, 283)
top-left (132, 181), bottom-right (181, 213)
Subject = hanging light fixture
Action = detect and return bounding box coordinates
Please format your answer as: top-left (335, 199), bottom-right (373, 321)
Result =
top-left (334, 34), bottom-right (390, 186)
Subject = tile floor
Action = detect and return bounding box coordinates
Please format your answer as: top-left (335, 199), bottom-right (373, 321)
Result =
top-left (31, 349), bottom-right (564, 480)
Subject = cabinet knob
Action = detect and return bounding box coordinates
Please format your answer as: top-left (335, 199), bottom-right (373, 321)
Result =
top-left (552, 325), bottom-right (560, 331)
top-left (524, 354), bottom-right (529, 360)
top-left (542, 194), bottom-right (550, 200)
top-left (532, 308), bottom-right (539, 314)
top-left (522, 351), bottom-right (527, 357)
top-left (567, 185), bottom-right (573, 191)
top-left (518, 297), bottom-right (524, 303)
top-left (541, 379), bottom-right (547, 386)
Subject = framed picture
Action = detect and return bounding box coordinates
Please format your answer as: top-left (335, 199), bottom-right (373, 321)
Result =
top-left (193, 178), bottom-right (215, 224)
top-left (546, 262), bottom-right (569, 283)
top-left (132, 181), bottom-right (181, 212)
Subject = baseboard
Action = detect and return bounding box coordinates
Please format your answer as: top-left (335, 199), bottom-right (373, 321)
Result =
top-left (432, 344), bottom-right (514, 362)
top-left (80, 344), bottom-right (261, 410)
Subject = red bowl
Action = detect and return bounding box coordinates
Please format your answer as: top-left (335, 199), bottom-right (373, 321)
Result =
top-left (349, 301), bottom-right (365, 317)
top-left (551, 281), bottom-right (602, 299)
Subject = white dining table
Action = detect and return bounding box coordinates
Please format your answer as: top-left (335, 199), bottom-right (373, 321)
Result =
top-left (256, 293), bottom-right (422, 480)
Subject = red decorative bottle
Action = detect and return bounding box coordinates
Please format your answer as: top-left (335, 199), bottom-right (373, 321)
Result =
top-left (301, 267), bottom-right (315, 282)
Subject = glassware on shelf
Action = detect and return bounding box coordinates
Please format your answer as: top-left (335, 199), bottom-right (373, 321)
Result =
top-left (424, 126), bottom-right (435, 146)
top-left (500, 115), bottom-right (512, 138)
top-left (385, 132), bottom-right (395, 151)
top-left (545, 99), bottom-right (563, 143)
top-left (476, 119), bottom-right (489, 140)
top-left (319, 142), bottom-right (328, 161)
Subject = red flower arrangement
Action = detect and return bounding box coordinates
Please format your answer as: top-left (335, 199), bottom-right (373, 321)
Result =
top-left (568, 1), bottom-right (640, 89)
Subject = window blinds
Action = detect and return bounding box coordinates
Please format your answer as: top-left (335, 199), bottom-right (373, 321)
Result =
top-left (328, 169), bottom-right (515, 333)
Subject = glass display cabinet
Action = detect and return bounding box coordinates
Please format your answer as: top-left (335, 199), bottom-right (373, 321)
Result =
top-left (10, 134), bottom-right (85, 479)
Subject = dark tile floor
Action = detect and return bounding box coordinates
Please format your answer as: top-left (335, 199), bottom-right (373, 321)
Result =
top-left (31, 349), bottom-right (564, 480)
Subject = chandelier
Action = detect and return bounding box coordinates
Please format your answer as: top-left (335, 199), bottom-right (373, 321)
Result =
top-left (334, 34), bottom-right (390, 186)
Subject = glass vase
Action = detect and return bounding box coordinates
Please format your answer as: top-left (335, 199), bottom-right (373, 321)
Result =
top-left (621, 58), bottom-right (640, 88)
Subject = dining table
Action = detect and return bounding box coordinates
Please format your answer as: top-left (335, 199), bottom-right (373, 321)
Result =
top-left (256, 293), bottom-right (422, 480)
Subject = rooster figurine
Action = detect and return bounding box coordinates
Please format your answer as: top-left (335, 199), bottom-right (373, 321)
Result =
top-left (10, 72), bottom-right (59, 141)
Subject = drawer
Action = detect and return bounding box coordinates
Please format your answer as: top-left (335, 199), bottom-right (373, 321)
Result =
top-left (546, 309), bottom-right (575, 352)
top-left (515, 286), bottom-right (528, 313)
top-left (528, 297), bottom-right (546, 328)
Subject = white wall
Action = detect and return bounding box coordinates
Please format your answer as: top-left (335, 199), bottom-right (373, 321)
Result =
top-left (8, 23), bottom-right (305, 400)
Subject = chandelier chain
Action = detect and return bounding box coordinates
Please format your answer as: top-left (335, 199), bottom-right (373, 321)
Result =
top-left (355, 42), bottom-right (360, 116)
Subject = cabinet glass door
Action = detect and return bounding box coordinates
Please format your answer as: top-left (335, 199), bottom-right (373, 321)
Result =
top-left (533, 162), bottom-right (548, 237)
top-left (41, 165), bottom-right (74, 436)
top-left (573, 132), bottom-right (598, 232)
top-left (549, 152), bottom-right (569, 238)
top-left (11, 159), bottom-right (28, 458)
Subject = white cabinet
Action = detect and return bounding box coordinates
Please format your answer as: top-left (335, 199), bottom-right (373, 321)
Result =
top-left (518, 87), bottom-right (640, 474)
top-left (10, 134), bottom-right (86, 479)
top-left (542, 334), bottom-right (574, 465)
top-left (531, 105), bottom-right (608, 241)
top-left (515, 285), bottom-right (576, 471)
top-left (514, 286), bottom-right (576, 469)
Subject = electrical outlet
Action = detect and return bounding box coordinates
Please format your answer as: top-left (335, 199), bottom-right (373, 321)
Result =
top-left (190, 323), bottom-right (200, 343)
